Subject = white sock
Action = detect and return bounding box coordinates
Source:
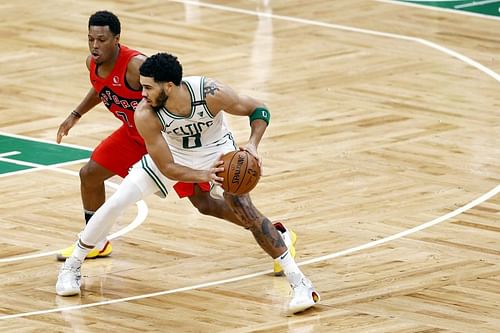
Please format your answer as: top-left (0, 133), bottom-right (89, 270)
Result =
top-left (79, 176), bottom-right (151, 246)
top-left (72, 168), bottom-right (157, 261)
top-left (71, 240), bottom-right (92, 262)
top-left (276, 249), bottom-right (305, 286)
top-left (95, 238), bottom-right (108, 251)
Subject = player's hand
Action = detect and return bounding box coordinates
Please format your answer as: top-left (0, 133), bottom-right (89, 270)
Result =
top-left (240, 144), bottom-right (262, 168)
top-left (208, 155), bottom-right (224, 184)
top-left (56, 113), bottom-right (79, 143)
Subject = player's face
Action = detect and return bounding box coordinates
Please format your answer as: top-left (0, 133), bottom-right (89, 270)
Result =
top-left (140, 76), bottom-right (169, 108)
top-left (88, 26), bottom-right (119, 65)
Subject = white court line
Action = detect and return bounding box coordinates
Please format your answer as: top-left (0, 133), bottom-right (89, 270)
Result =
top-left (0, 131), bottom-right (93, 178)
top-left (0, 151), bottom-right (21, 158)
top-left (0, 131), bottom-right (93, 151)
top-left (0, 158), bottom-right (90, 179)
top-left (171, 0), bottom-right (500, 83)
top-left (1, 0), bottom-right (499, 320)
top-left (455, 0), bottom-right (500, 9)
top-left (0, 159), bottom-right (149, 263)
top-left (378, 0), bottom-right (500, 21)
top-left (0, 156), bottom-right (88, 171)
top-left (1, 185), bottom-right (498, 320)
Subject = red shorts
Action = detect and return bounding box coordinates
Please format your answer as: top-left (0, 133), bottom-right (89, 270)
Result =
top-left (173, 182), bottom-right (211, 198)
top-left (91, 125), bottom-right (147, 178)
top-left (92, 126), bottom-right (210, 197)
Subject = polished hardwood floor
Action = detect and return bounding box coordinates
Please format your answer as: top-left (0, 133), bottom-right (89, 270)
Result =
top-left (0, 0), bottom-right (499, 332)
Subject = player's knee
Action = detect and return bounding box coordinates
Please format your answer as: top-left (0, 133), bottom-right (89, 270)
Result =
top-left (223, 193), bottom-right (259, 228)
top-left (79, 163), bottom-right (93, 183)
top-left (79, 160), bottom-right (108, 185)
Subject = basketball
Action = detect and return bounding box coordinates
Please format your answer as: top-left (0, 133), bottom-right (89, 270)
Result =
top-left (217, 150), bottom-right (261, 195)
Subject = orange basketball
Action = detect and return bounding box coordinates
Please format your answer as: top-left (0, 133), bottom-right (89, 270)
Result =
top-left (217, 150), bottom-right (261, 195)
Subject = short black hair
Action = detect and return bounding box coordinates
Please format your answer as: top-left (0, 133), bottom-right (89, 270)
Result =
top-left (88, 10), bottom-right (121, 36)
top-left (140, 53), bottom-right (183, 86)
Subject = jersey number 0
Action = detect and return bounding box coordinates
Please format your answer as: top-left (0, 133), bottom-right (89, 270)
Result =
top-left (183, 133), bottom-right (202, 148)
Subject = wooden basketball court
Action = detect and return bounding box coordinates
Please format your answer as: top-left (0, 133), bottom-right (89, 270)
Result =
top-left (1, 0), bottom-right (499, 332)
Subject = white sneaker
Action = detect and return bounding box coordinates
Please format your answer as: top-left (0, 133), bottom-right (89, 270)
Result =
top-left (288, 277), bottom-right (320, 314)
top-left (56, 257), bottom-right (82, 296)
top-left (209, 183), bottom-right (224, 200)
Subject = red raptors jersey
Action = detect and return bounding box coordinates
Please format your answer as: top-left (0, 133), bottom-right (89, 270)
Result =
top-left (89, 44), bottom-right (144, 144)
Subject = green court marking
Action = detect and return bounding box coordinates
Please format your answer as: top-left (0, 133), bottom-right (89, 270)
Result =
top-left (0, 160), bottom-right (31, 173)
top-left (0, 134), bottom-right (91, 175)
top-left (396, 1), bottom-right (500, 17)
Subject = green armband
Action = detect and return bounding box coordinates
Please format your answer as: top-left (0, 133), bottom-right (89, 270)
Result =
top-left (249, 107), bottom-right (270, 125)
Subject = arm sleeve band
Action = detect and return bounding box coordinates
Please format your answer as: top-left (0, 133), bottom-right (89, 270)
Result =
top-left (249, 107), bottom-right (271, 125)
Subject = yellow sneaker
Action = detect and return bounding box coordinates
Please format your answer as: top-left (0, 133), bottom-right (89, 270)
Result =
top-left (56, 241), bottom-right (112, 261)
top-left (273, 222), bottom-right (297, 276)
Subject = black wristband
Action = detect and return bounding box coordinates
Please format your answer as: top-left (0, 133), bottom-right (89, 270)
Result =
top-left (71, 110), bottom-right (82, 118)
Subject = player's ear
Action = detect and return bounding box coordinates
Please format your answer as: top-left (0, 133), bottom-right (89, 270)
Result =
top-left (165, 82), bottom-right (174, 93)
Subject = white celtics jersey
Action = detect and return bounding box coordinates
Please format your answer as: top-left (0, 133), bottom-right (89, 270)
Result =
top-left (155, 76), bottom-right (235, 155)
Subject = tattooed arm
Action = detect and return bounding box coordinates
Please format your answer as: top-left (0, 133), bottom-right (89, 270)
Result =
top-left (204, 78), bottom-right (268, 160)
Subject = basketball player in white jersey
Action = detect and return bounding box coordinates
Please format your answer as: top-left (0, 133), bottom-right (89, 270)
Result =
top-left (56, 52), bottom-right (320, 314)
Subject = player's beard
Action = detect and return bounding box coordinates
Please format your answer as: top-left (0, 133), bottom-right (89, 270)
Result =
top-left (152, 90), bottom-right (168, 112)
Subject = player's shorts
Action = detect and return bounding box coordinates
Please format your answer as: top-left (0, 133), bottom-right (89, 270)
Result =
top-left (127, 138), bottom-right (236, 199)
top-left (91, 125), bottom-right (148, 178)
top-left (173, 181), bottom-right (211, 198)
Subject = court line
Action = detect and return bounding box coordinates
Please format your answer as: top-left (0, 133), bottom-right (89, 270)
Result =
top-left (455, 0), bottom-right (500, 9)
top-left (0, 158), bottom-right (149, 263)
top-left (0, 131), bottom-right (93, 151)
top-left (0, 131), bottom-right (92, 178)
top-left (1, 0), bottom-right (499, 320)
top-left (378, 0), bottom-right (500, 21)
top-left (1, 185), bottom-right (497, 320)
top-left (0, 157), bottom-right (92, 179)
top-left (0, 151), bottom-right (21, 158)
top-left (170, 0), bottom-right (500, 83)
top-left (0, 156), bottom-right (89, 172)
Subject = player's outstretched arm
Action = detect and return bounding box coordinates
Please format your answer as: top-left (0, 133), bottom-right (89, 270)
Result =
top-left (56, 55), bottom-right (103, 144)
top-left (56, 88), bottom-right (101, 143)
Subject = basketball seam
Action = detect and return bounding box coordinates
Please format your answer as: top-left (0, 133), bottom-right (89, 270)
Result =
top-left (225, 151), bottom-right (239, 193)
top-left (233, 151), bottom-right (249, 195)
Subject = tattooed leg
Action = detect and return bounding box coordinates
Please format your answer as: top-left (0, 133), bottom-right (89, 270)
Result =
top-left (224, 192), bottom-right (286, 258)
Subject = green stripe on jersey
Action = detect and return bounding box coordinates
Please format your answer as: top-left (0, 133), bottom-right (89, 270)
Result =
top-left (141, 156), bottom-right (168, 196)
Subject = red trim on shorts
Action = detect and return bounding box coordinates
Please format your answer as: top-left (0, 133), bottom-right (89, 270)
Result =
top-left (173, 182), bottom-right (211, 198)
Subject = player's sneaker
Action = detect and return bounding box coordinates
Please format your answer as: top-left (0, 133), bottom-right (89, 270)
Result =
top-left (56, 257), bottom-right (82, 296)
top-left (56, 241), bottom-right (112, 261)
top-left (209, 183), bottom-right (224, 200)
top-left (288, 277), bottom-right (320, 314)
top-left (273, 222), bottom-right (297, 276)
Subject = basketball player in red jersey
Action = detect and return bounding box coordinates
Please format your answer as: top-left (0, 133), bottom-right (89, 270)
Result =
top-left (55, 11), bottom-right (296, 276)
top-left (56, 11), bottom-right (146, 260)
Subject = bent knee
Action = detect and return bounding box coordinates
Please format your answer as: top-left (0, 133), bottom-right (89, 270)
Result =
top-left (223, 193), bottom-right (261, 228)
top-left (80, 161), bottom-right (112, 184)
top-left (223, 192), bottom-right (248, 207)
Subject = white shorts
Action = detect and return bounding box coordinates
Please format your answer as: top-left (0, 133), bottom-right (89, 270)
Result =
top-left (127, 137), bottom-right (237, 198)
